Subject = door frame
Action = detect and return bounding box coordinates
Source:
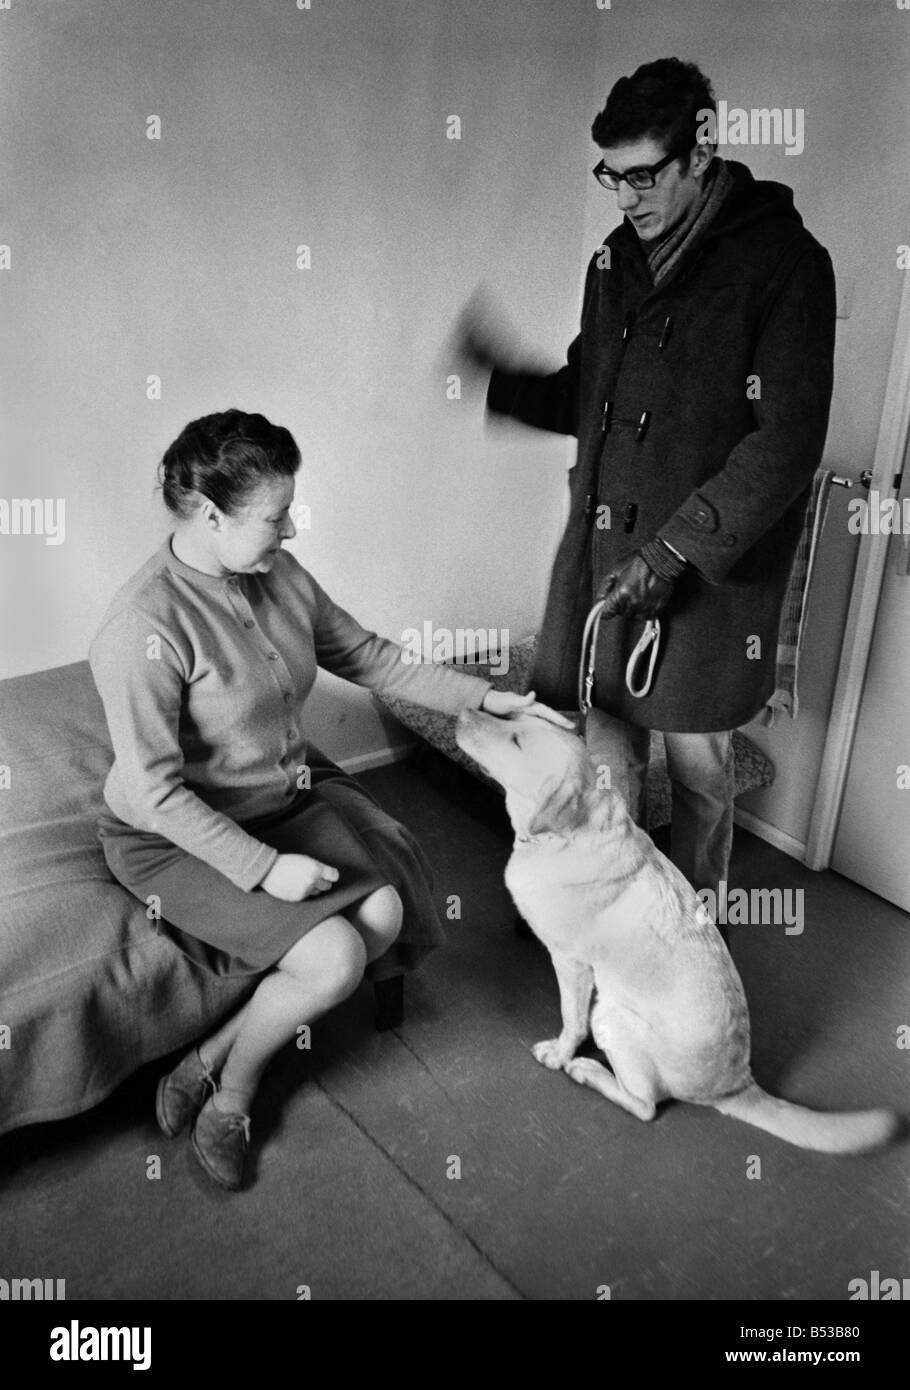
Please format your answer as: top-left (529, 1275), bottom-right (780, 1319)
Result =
top-left (805, 269), bottom-right (910, 869)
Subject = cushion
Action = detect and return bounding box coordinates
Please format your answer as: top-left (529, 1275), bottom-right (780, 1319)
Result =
top-left (0, 661), bottom-right (253, 1137)
top-left (371, 635), bottom-right (775, 828)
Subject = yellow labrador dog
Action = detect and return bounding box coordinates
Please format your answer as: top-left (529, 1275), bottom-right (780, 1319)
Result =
top-left (455, 707), bottom-right (898, 1153)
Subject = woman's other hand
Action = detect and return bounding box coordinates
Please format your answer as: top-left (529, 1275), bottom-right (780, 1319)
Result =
top-left (480, 689), bottom-right (576, 730)
top-left (260, 853), bottom-right (340, 902)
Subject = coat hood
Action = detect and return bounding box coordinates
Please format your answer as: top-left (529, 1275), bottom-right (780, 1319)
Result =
top-left (704, 158), bottom-right (805, 240)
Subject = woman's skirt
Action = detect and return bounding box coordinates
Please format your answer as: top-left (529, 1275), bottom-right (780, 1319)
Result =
top-left (97, 746), bottom-right (446, 980)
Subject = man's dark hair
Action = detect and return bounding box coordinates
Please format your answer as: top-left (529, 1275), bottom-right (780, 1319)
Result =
top-left (591, 58), bottom-right (716, 168)
top-left (158, 409), bottom-right (300, 518)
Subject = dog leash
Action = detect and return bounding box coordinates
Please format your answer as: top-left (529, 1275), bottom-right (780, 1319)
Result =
top-left (579, 600), bottom-right (662, 716)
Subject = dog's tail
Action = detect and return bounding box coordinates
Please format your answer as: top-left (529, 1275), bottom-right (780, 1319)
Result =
top-left (712, 1082), bottom-right (899, 1154)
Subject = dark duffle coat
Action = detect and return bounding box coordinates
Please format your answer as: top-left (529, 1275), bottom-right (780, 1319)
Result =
top-left (487, 159), bottom-right (837, 732)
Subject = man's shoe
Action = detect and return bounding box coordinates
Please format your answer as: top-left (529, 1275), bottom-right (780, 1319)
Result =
top-left (191, 1096), bottom-right (251, 1192)
top-left (155, 1047), bottom-right (216, 1139)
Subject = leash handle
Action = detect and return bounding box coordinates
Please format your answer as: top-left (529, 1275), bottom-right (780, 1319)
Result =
top-left (625, 618), bottom-right (661, 699)
top-left (578, 599), bottom-right (608, 716)
top-left (578, 603), bottom-right (662, 714)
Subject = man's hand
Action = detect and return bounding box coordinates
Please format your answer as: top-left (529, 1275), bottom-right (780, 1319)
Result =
top-left (481, 688), bottom-right (576, 729)
top-left (260, 853), bottom-right (340, 902)
top-left (596, 553), bottom-right (677, 620)
top-left (444, 286), bottom-right (524, 387)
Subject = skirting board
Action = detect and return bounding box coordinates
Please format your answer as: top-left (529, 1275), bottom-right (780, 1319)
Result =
top-left (733, 806), bottom-right (807, 865)
top-left (336, 740), bottom-right (416, 776)
top-left (340, 739), bottom-right (811, 867)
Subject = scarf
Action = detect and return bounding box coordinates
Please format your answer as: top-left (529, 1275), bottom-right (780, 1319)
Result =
top-left (646, 157), bottom-right (735, 286)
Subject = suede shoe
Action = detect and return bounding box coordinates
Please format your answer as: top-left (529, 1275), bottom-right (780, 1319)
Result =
top-left (191, 1096), bottom-right (251, 1191)
top-left (155, 1047), bottom-right (216, 1139)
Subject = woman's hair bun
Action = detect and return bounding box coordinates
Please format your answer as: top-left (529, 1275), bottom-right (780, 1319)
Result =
top-left (157, 409), bottom-right (300, 518)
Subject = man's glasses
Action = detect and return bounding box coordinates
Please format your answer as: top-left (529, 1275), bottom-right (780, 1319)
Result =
top-left (592, 149), bottom-right (682, 191)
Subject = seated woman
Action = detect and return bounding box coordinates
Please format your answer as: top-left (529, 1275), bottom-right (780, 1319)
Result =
top-left (89, 409), bottom-right (564, 1192)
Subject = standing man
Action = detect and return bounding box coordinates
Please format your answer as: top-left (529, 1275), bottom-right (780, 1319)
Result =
top-left (457, 57), bottom-right (836, 899)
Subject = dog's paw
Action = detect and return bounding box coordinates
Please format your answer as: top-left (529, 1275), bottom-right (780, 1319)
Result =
top-left (564, 1057), bottom-right (606, 1087)
top-left (532, 1038), bottom-right (575, 1070)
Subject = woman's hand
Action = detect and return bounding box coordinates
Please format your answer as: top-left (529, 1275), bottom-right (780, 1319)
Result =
top-left (260, 853), bottom-right (340, 902)
top-left (480, 689), bottom-right (576, 729)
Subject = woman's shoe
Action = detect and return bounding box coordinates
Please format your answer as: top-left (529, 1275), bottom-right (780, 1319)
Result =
top-left (155, 1047), bottom-right (216, 1139)
top-left (191, 1096), bottom-right (251, 1191)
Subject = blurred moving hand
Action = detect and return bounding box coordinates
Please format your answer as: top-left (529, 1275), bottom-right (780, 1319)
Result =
top-left (445, 285), bottom-right (524, 386)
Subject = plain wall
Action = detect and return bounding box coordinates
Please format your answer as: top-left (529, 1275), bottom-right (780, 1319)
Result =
top-left (2, 0), bottom-right (908, 844)
top-left (0, 0), bottom-right (596, 761)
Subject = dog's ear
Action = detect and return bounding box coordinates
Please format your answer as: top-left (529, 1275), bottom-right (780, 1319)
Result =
top-left (527, 770), bottom-right (591, 838)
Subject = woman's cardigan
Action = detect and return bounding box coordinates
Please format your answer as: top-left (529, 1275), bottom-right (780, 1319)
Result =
top-left (89, 537), bottom-right (491, 892)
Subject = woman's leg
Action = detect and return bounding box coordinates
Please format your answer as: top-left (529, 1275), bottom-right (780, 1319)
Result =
top-left (197, 1000), bottom-right (252, 1074)
top-left (210, 888), bottom-right (402, 1108)
top-left (188, 885), bottom-right (402, 1084)
top-left (214, 913), bottom-right (367, 1115)
top-left (193, 886), bottom-right (402, 1075)
top-left (346, 884), bottom-right (403, 963)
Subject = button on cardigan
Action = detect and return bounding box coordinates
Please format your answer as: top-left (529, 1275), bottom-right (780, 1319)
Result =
top-left (89, 537), bottom-right (491, 892)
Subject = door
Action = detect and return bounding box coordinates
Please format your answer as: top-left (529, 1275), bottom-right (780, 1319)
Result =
top-left (832, 457), bottom-right (910, 912)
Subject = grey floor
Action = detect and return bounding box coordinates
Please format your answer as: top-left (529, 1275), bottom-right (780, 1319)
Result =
top-left (1, 751), bottom-right (907, 1301)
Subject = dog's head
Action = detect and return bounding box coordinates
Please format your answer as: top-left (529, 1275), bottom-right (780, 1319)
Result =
top-left (455, 708), bottom-right (611, 841)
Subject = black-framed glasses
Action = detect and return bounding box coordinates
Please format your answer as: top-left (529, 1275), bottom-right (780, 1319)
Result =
top-left (593, 148), bottom-right (681, 191)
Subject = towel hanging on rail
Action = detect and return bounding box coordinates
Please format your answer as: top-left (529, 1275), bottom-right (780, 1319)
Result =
top-left (759, 467), bottom-right (835, 726)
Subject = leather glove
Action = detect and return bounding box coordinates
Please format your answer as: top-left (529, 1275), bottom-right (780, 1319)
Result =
top-left (596, 551), bottom-right (677, 620)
